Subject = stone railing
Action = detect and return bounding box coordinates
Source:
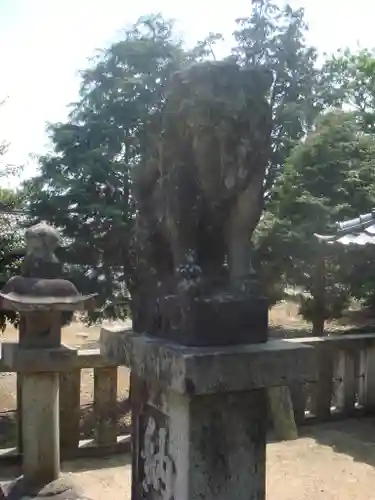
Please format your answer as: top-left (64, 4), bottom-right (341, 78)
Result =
top-left (286, 333), bottom-right (375, 424)
top-left (1, 332), bottom-right (375, 468)
top-left (0, 347), bottom-right (130, 465)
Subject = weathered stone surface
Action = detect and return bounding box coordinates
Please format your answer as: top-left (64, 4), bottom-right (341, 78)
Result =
top-left (267, 386), bottom-right (298, 440)
top-left (21, 222), bottom-right (62, 280)
top-left (130, 371), bottom-right (267, 500)
top-left (100, 327), bottom-right (319, 500)
top-left (0, 293), bottom-right (96, 312)
top-left (0, 221), bottom-right (97, 315)
top-left (188, 390), bottom-right (266, 500)
top-left (1, 276), bottom-right (79, 298)
top-left (100, 327), bottom-right (318, 396)
top-left (155, 294), bottom-right (268, 346)
top-left (1, 344), bottom-right (77, 373)
top-left (22, 373), bottom-right (60, 487)
top-left (99, 61), bottom-right (312, 499)
top-left (131, 61), bottom-right (273, 345)
top-left (18, 311), bottom-right (63, 348)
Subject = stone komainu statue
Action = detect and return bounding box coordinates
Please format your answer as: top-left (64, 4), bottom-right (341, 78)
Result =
top-left (132, 60), bottom-right (273, 344)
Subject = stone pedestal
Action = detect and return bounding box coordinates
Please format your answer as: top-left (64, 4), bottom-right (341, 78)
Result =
top-left (133, 387), bottom-right (267, 500)
top-left (156, 294), bottom-right (268, 346)
top-left (101, 328), bottom-right (317, 500)
top-left (22, 372), bottom-right (59, 486)
top-left (1, 343), bottom-right (78, 491)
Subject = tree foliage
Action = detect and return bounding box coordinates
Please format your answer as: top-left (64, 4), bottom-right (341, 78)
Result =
top-left (19, 8), bottom-right (375, 333)
top-left (318, 48), bottom-right (375, 311)
top-left (259, 111), bottom-right (375, 332)
top-left (322, 48), bottom-right (375, 122)
top-left (233, 0), bottom-right (322, 196)
top-left (25, 14), bottom-right (221, 322)
top-left (0, 100), bottom-right (25, 330)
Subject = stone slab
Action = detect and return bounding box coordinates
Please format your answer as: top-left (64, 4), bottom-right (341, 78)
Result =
top-left (286, 333), bottom-right (375, 348)
top-left (1, 344), bottom-right (77, 373)
top-left (0, 293), bottom-right (97, 312)
top-left (100, 328), bottom-right (318, 395)
top-left (155, 294), bottom-right (268, 346)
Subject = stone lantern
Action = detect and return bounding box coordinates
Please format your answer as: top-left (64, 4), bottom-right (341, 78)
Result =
top-left (0, 223), bottom-right (96, 498)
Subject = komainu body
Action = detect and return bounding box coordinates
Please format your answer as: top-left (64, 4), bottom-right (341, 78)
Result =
top-left (132, 60), bottom-right (273, 339)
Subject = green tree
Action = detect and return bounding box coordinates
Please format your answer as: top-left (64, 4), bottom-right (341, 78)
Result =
top-left (0, 184), bottom-right (25, 330)
top-left (232, 0), bottom-right (323, 198)
top-left (0, 101), bottom-right (26, 329)
top-left (322, 48), bottom-right (375, 131)
top-left (321, 48), bottom-right (375, 312)
top-left (24, 6), bottom-right (337, 327)
top-left (259, 111), bottom-right (375, 333)
top-left (25, 14), bottom-right (218, 322)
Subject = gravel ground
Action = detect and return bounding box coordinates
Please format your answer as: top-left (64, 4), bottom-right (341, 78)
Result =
top-left (61, 419), bottom-right (375, 499)
top-left (2, 312), bottom-right (375, 498)
top-left (2, 421), bottom-right (375, 499)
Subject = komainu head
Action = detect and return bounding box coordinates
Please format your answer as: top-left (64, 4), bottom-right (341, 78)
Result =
top-left (163, 60), bottom-right (273, 200)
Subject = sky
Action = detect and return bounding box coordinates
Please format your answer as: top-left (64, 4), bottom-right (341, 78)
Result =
top-left (0, 0), bottom-right (375, 186)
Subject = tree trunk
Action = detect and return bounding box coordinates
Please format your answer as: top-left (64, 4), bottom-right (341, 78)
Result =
top-left (311, 245), bottom-right (326, 336)
top-left (312, 314), bottom-right (325, 336)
